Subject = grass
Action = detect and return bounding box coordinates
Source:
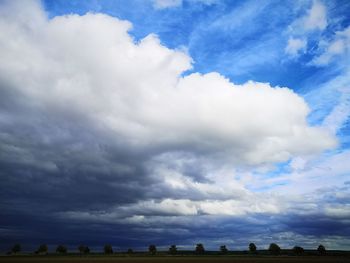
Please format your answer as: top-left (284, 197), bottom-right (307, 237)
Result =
top-left (1, 250), bottom-right (349, 263)
top-left (1, 255), bottom-right (350, 263)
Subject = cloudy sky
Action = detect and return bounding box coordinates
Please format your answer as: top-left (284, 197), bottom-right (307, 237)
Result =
top-left (0, 0), bottom-right (350, 252)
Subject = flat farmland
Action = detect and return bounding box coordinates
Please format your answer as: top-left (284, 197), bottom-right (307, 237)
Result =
top-left (1, 256), bottom-right (350, 263)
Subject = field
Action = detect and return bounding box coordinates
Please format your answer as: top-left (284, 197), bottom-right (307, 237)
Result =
top-left (1, 256), bottom-right (350, 263)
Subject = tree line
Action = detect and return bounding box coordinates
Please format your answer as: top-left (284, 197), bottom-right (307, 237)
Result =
top-left (8, 243), bottom-right (327, 256)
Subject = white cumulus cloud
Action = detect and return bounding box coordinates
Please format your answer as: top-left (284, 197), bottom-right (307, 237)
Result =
top-left (0, 0), bottom-right (336, 169)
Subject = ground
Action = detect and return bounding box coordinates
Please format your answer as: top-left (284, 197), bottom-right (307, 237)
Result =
top-left (1, 256), bottom-right (350, 263)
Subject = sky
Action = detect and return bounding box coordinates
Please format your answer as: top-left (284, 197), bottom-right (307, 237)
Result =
top-left (0, 0), bottom-right (350, 252)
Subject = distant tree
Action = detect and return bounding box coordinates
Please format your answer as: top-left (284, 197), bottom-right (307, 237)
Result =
top-left (293, 246), bottom-right (304, 255)
top-left (220, 245), bottom-right (228, 254)
top-left (169, 244), bottom-right (177, 255)
top-left (56, 245), bottom-right (67, 254)
top-left (11, 244), bottom-right (21, 254)
top-left (127, 248), bottom-right (133, 254)
top-left (195, 243), bottom-right (205, 254)
top-left (269, 243), bottom-right (281, 255)
top-left (104, 244), bottom-right (113, 254)
top-left (84, 246), bottom-right (90, 254)
top-left (78, 245), bottom-right (85, 254)
top-left (149, 244), bottom-right (157, 255)
top-left (78, 245), bottom-right (90, 254)
top-left (36, 244), bottom-right (48, 254)
top-left (317, 244), bottom-right (326, 255)
top-left (249, 243), bottom-right (257, 253)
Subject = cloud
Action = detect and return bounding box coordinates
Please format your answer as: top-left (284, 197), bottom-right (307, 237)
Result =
top-left (322, 82), bottom-right (350, 135)
top-left (60, 196), bottom-right (283, 221)
top-left (0, 0), bottom-right (347, 250)
top-left (153, 0), bottom-right (182, 9)
top-left (0, 0), bottom-right (338, 220)
top-left (56, 181), bottom-right (350, 249)
top-left (312, 26), bottom-right (350, 66)
top-left (287, 0), bottom-right (327, 35)
top-left (285, 37), bottom-right (307, 56)
top-left (266, 150), bottom-right (350, 196)
top-left (0, 1), bottom-right (336, 169)
top-left (303, 0), bottom-right (327, 31)
top-left (284, 0), bottom-right (327, 60)
top-left (153, 0), bottom-right (217, 9)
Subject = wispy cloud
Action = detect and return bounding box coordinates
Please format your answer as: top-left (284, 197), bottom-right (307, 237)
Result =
top-left (312, 26), bottom-right (350, 66)
top-left (285, 37), bottom-right (307, 56)
top-left (153, 0), bottom-right (217, 9)
top-left (303, 0), bottom-right (327, 31)
top-left (153, 0), bottom-right (182, 9)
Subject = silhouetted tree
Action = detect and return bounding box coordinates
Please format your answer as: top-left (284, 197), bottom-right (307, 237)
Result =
top-left (11, 244), bottom-right (21, 254)
top-left (149, 244), bottom-right (157, 255)
top-left (220, 245), bottom-right (228, 254)
top-left (78, 245), bottom-right (84, 254)
top-left (317, 244), bottom-right (326, 255)
top-left (249, 243), bottom-right (257, 253)
top-left (127, 248), bottom-right (133, 254)
top-left (269, 243), bottom-right (281, 255)
top-left (56, 245), bottom-right (67, 254)
top-left (104, 244), bottom-right (113, 254)
top-left (293, 246), bottom-right (304, 255)
top-left (78, 245), bottom-right (90, 254)
top-left (195, 243), bottom-right (205, 254)
top-left (36, 244), bottom-right (48, 254)
top-left (169, 244), bottom-right (177, 255)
